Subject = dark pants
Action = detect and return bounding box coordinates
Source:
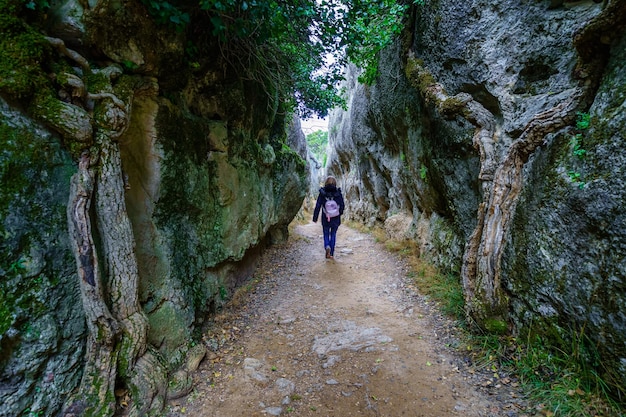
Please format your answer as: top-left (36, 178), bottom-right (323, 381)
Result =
top-left (322, 223), bottom-right (339, 256)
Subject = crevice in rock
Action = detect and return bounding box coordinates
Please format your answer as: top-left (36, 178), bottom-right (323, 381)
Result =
top-left (460, 83), bottom-right (503, 122)
top-left (512, 58), bottom-right (559, 95)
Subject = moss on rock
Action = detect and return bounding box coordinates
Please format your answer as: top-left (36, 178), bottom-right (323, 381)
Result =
top-left (0, 109), bottom-right (83, 415)
top-left (484, 318), bottom-right (508, 335)
top-left (0, 0), bottom-right (51, 100)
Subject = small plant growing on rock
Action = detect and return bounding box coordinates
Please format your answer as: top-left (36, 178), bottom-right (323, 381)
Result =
top-left (576, 111), bottom-right (591, 130)
top-left (570, 134), bottom-right (586, 159)
top-left (568, 112), bottom-right (590, 189)
top-left (420, 163), bottom-right (428, 182)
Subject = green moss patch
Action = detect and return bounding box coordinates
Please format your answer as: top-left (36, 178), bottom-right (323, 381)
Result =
top-left (0, 115), bottom-right (74, 360)
top-left (0, 0), bottom-right (50, 99)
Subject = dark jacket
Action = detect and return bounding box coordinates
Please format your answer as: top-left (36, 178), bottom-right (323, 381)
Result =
top-left (313, 185), bottom-right (345, 226)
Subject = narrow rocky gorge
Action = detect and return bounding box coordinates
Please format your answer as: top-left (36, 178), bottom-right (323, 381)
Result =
top-left (1, 0), bottom-right (625, 415)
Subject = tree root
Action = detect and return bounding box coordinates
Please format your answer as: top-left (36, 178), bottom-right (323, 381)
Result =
top-left (404, 54), bottom-right (499, 187)
top-left (403, 0), bottom-right (626, 327)
top-left (462, 93), bottom-right (581, 323)
top-left (60, 48), bottom-right (156, 413)
top-left (66, 152), bottom-right (120, 416)
top-left (45, 36), bottom-right (91, 73)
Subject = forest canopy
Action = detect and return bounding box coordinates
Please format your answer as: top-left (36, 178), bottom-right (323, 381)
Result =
top-left (306, 129), bottom-right (328, 163)
top-left (142, 0), bottom-right (424, 118)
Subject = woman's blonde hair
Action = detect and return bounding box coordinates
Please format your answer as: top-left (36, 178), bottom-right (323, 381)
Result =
top-left (324, 176), bottom-right (337, 187)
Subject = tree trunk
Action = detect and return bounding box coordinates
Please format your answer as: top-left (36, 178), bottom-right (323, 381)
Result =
top-left (66, 153), bottom-right (120, 416)
top-left (461, 95), bottom-right (580, 325)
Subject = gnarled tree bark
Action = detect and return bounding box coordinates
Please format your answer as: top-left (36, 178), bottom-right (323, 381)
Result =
top-left (67, 152), bottom-right (120, 416)
top-left (461, 93), bottom-right (581, 325)
top-left (57, 33), bottom-right (174, 414)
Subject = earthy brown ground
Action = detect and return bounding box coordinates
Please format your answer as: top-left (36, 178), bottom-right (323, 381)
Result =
top-left (165, 221), bottom-right (530, 417)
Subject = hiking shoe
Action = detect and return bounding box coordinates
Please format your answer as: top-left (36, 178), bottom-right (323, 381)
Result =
top-left (325, 247), bottom-right (331, 259)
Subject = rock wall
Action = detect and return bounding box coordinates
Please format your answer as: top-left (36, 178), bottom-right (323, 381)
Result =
top-left (327, 0), bottom-right (625, 392)
top-left (0, 100), bottom-right (84, 416)
top-left (0, 0), bottom-right (308, 415)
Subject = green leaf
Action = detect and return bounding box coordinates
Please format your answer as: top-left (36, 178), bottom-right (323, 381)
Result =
top-left (576, 112), bottom-right (590, 130)
top-left (137, 0), bottom-right (420, 115)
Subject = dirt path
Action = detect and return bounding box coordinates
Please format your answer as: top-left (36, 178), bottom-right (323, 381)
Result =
top-left (166, 222), bottom-right (527, 417)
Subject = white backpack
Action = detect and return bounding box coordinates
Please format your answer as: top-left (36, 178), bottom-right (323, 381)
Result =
top-left (324, 197), bottom-right (340, 221)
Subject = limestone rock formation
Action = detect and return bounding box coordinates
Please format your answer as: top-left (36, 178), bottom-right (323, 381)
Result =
top-left (327, 0), bottom-right (626, 393)
top-left (0, 0), bottom-right (308, 415)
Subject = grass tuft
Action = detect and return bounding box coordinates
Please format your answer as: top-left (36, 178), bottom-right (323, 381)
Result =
top-left (463, 330), bottom-right (625, 417)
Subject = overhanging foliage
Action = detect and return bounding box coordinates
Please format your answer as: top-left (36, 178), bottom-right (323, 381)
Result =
top-left (141, 0), bottom-right (424, 118)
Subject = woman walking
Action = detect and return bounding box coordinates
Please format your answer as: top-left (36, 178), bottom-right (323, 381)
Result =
top-left (313, 176), bottom-right (345, 259)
